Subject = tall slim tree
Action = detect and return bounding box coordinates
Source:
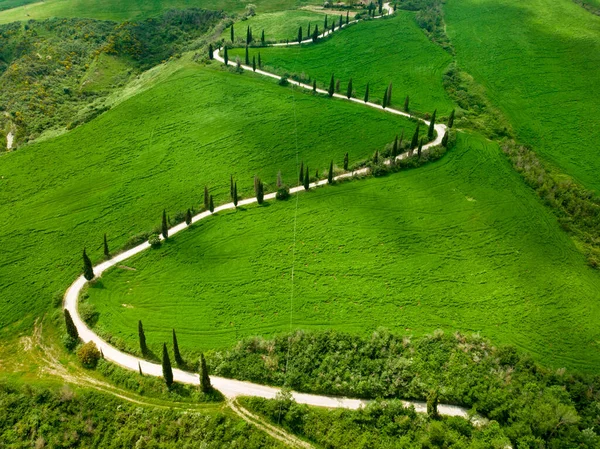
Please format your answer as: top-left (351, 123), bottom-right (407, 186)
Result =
top-left (346, 11), bottom-right (349, 24)
top-left (307, 23), bottom-right (311, 37)
top-left (83, 248), bottom-right (94, 280)
top-left (204, 186), bottom-right (209, 210)
top-left (161, 209), bottom-right (168, 239)
top-left (387, 82), bottom-right (393, 105)
top-left (339, 14), bottom-right (343, 28)
top-left (277, 171), bottom-right (283, 188)
top-left (373, 150), bottom-right (379, 164)
top-left (246, 26), bottom-right (251, 43)
top-left (209, 195), bottom-right (214, 213)
top-left (448, 109), bottom-right (455, 128)
top-left (230, 175), bottom-right (234, 199)
top-left (261, 29), bottom-right (265, 45)
top-left (312, 25), bottom-right (319, 42)
top-left (185, 209), bottom-right (192, 225)
top-left (138, 320), bottom-right (147, 356)
top-left (258, 52), bottom-right (262, 68)
top-left (313, 79), bottom-right (317, 92)
top-left (404, 95), bottom-right (409, 112)
top-left (298, 26), bottom-right (302, 44)
top-left (335, 79), bottom-right (340, 93)
top-left (324, 15), bottom-right (328, 30)
top-left (230, 24), bottom-right (234, 42)
top-left (343, 152), bottom-right (349, 170)
top-left (256, 178), bottom-right (264, 204)
top-left (346, 78), bottom-right (353, 98)
top-left (162, 343), bottom-right (173, 387)
top-left (103, 234), bottom-right (110, 258)
top-left (299, 161), bottom-right (304, 184)
top-left (138, 361), bottom-right (143, 375)
top-left (172, 329), bottom-right (184, 367)
top-left (364, 82), bottom-right (370, 103)
top-left (392, 134), bottom-right (399, 158)
top-left (399, 129), bottom-right (404, 149)
top-left (331, 21), bottom-right (335, 33)
top-left (245, 45), bottom-right (249, 65)
top-left (328, 74), bottom-right (335, 97)
top-left (410, 123), bottom-right (420, 150)
top-left (64, 309), bottom-right (79, 340)
top-left (428, 109), bottom-right (437, 139)
top-left (223, 46), bottom-right (229, 65)
top-left (199, 353), bottom-right (212, 393)
top-left (382, 86), bottom-right (389, 108)
top-left (442, 131), bottom-right (449, 147)
top-left (417, 138), bottom-right (423, 159)
top-left (303, 166), bottom-right (310, 190)
top-left (252, 55), bottom-right (256, 71)
top-left (328, 160), bottom-right (334, 184)
top-left (233, 182), bottom-right (238, 206)
top-left (208, 43), bottom-right (213, 60)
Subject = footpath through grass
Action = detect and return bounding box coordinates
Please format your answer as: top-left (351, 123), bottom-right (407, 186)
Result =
top-left (445, 0), bottom-right (600, 192)
top-left (0, 61), bottom-right (417, 334)
top-left (86, 132), bottom-right (600, 372)
top-left (231, 11), bottom-right (455, 116)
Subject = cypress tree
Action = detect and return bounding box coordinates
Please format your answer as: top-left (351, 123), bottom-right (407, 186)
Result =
top-left (209, 195), bottom-right (214, 213)
top-left (230, 175), bottom-right (234, 199)
top-left (185, 209), bottom-right (192, 225)
top-left (249, 28), bottom-right (253, 43)
top-left (208, 43), bottom-right (213, 60)
top-left (230, 24), bottom-right (234, 42)
top-left (442, 131), bottom-right (449, 147)
top-left (448, 109), bottom-right (455, 128)
top-left (252, 55), bottom-right (256, 71)
top-left (162, 343), bottom-right (173, 387)
top-left (204, 186), bottom-right (209, 210)
top-left (328, 160), bottom-right (334, 184)
top-left (346, 11), bottom-right (349, 24)
top-left (387, 82), bottom-right (393, 105)
top-left (103, 233), bottom-right (110, 258)
top-left (324, 15), bottom-right (328, 30)
top-left (335, 79), bottom-right (340, 93)
top-left (417, 138), bottom-right (423, 159)
top-left (399, 129), bottom-right (404, 149)
top-left (373, 150), bottom-right (379, 164)
top-left (328, 74), bottom-right (335, 97)
top-left (200, 353), bottom-right (212, 393)
top-left (428, 109), bottom-right (437, 139)
top-left (298, 26), bottom-right (302, 43)
top-left (64, 309), bottom-right (79, 340)
top-left (303, 166), bottom-right (310, 190)
top-left (161, 209), bottom-right (168, 239)
top-left (312, 25), bottom-right (319, 42)
top-left (245, 45), bottom-right (249, 65)
top-left (83, 248), bottom-right (94, 281)
top-left (261, 30), bottom-right (265, 45)
top-left (258, 52), bottom-right (262, 68)
top-left (246, 26), bottom-right (251, 43)
top-left (364, 82), bottom-right (370, 103)
top-left (313, 79), bottom-right (317, 92)
top-left (233, 182), bottom-right (238, 206)
top-left (392, 134), bottom-right (398, 158)
top-left (138, 320), bottom-right (147, 356)
top-left (308, 23), bottom-right (311, 37)
top-left (299, 161), bottom-right (304, 184)
top-left (346, 78), bottom-right (353, 98)
top-left (256, 178), bottom-right (264, 204)
top-left (315, 168), bottom-right (319, 178)
top-left (223, 46), bottom-right (229, 65)
top-left (331, 21), bottom-right (335, 33)
top-left (410, 123), bottom-right (420, 150)
top-left (379, 0), bottom-right (383, 15)
top-left (339, 14), bottom-right (343, 27)
top-left (277, 171), bottom-right (283, 188)
top-left (343, 152), bottom-right (349, 170)
top-left (382, 86), bottom-right (388, 108)
top-left (138, 361), bottom-right (143, 376)
top-left (173, 329), bottom-right (184, 366)
top-left (404, 95), bottom-right (409, 112)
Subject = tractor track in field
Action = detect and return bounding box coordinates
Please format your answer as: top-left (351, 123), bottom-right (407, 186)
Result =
top-left (63, 1), bottom-right (465, 438)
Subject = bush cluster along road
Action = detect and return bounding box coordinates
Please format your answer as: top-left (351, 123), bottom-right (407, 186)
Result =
top-left (64, 2), bottom-right (459, 417)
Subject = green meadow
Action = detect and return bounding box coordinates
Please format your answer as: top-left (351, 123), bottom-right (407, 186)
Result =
top-left (86, 132), bottom-right (600, 373)
top-left (0, 0), bottom-right (319, 23)
top-left (445, 0), bottom-right (600, 191)
top-left (0, 60), bottom-right (418, 333)
top-left (231, 11), bottom-right (455, 115)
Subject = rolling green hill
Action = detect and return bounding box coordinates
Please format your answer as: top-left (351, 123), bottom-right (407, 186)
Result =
top-left (445, 0), bottom-right (600, 192)
top-left (0, 60), bottom-right (417, 334)
top-left (231, 11), bottom-right (455, 116)
top-left (85, 132), bottom-right (600, 372)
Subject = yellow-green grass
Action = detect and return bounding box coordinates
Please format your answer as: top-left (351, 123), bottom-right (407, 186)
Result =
top-left (0, 0), bottom-right (320, 24)
top-left (445, 0), bottom-right (600, 191)
top-left (222, 10), bottom-right (331, 43)
top-left (0, 61), bottom-right (420, 334)
top-left (230, 11), bottom-right (455, 116)
top-left (86, 132), bottom-right (600, 373)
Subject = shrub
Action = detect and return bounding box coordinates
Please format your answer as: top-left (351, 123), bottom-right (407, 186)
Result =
top-left (148, 233), bottom-right (161, 248)
top-left (77, 341), bottom-right (101, 369)
top-left (276, 187), bottom-right (290, 200)
top-left (278, 76), bottom-right (289, 86)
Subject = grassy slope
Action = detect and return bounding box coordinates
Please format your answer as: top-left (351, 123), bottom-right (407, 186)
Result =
top-left (0, 0), bottom-right (318, 23)
top-left (445, 0), bottom-right (600, 191)
top-left (222, 10), bottom-right (329, 43)
top-left (231, 11), bottom-right (455, 115)
top-left (0, 61), bottom-right (418, 333)
top-left (87, 132), bottom-right (600, 372)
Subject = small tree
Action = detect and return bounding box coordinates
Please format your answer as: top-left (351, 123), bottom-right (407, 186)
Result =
top-left (324, 14), bottom-right (328, 30)
top-left (346, 78), bottom-right (353, 98)
top-left (208, 43), bottom-right (213, 60)
top-left (209, 195), bottom-right (214, 213)
top-left (410, 123), bottom-right (420, 150)
top-left (256, 178), bottom-right (264, 204)
top-left (230, 24), bottom-right (234, 42)
top-left (204, 186), bottom-right (209, 210)
top-left (328, 74), bottom-right (335, 97)
top-left (448, 109), bottom-right (455, 128)
top-left (428, 109), bottom-right (437, 139)
top-left (138, 362), bottom-right (143, 375)
top-left (83, 248), bottom-right (94, 281)
top-left (392, 134), bottom-right (399, 158)
top-left (173, 329), bottom-right (184, 367)
top-left (258, 52), bottom-right (262, 68)
top-left (339, 14), bottom-right (343, 28)
top-left (343, 152), bottom-right (349, 170)
top-left (399, 130), bottom-right (404, 150)
top-left (404, 95), bottom-right (409, 112)
top-left (331, 21), bottom-right (335, 33)
top-left (312, 80), bottom-right (317, 92)
top-left (162, 343), bottom-right (174, 387)
top-left (427, 389), bottom-right (440, 419)
top-left (252, 55), bottom-right (256, 71)
top-left (364, 82), bottom-right (370, 103)
top-left (346, 11), bottom-right (349, 24)
top-left (64, 309), bottom-right (79, 340)
top-left (233, 182), bottom-right (238, 206)
top-left (277, 170), bottom-right (283, 188)
top-left (230, 175), bottom-right (234, 199)
top-left (185, 209), bottom-right (192, 225)
top-left (245, 45), bottom-right (249, 65)
top-left (77, 341), bottom-right (101, 369)
top-left (103, 233), bottom-right (110, 258)
top-left (138, 320), bottom-right (147, 356)
top-left (261, 30), bottom-right (265, 45)
top-left (298, 26), bottom-right (302, 44)
top-left (387, 82), bottom-right (393, 106)
top-left (373, 150), bottom-right (379, 164)
top-left (328, 160), bottom-right (334, 184)
top-left (442, 131), bottom-right (449, 147)
top-left (335, 79), bottom-right (340, 93)
top-left (312, 25), bottom-right (319, 42)
top-left (382, 86), bottom-right (388, 108)
top-left (308, 23), bottom-right (311, 37)
top-left (417, 138), bottom-right (423, 159)
top-left (303, 166), bottom-right (310, 190)
top-left (246, 26), bottom-right (251, 44)
top-left (161, 209), bottom-right (168, 239)
top-left (199, 353), bottom-right (212, 393)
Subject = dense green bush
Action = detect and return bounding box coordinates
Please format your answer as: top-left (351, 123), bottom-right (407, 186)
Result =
top-left (77, 341), bottom-right (101, 368)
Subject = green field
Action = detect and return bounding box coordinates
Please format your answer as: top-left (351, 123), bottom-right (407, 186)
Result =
top-left (231, 11), bottom-right (455, 115)
top-left (445, 0), bottom-right (600, 192)
top-left (222, 9), bottom-right (331, 43)
top-left (0, 0), bottom-right (37, 11)
top-left (0, 60), bottom-right (419, 334)
top-left (0, 0), bottom-right (319, 23)
top-left (85, 132), bottom-right (600, 372)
